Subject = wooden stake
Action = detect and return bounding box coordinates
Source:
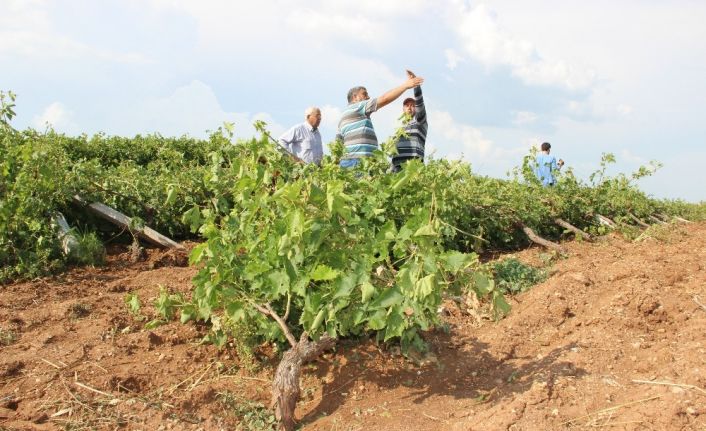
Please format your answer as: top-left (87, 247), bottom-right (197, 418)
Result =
top-left (73, 195), bottom-right (183, 249)
top-left (554, 218), bottom-right (594, 241)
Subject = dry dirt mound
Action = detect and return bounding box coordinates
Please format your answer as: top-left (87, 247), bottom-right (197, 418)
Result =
top-left (1, 224), bottom-right (705, 430)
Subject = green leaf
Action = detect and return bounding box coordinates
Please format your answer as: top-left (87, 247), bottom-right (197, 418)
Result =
top-left (415, 274), bottom-right (436, 299)
top-left (244, 260), bottom-right (272, 280)
top-left (145, 319), bottom-right (165, 329)
top-left (311, 309), bottom-right (325, 331)
top-left (125, 293), bottom-right (141, 315)
top-left (361, 282), bottom-right (375, 303)
top-left (226, 302), bottom-right (246, 321)
top-left (180, 307), bottom-right (196, 324)
top-left (189, 242), bottom-right (209, 265)
top-left (370, 287), bottom-right (403, 309)
top-left (473, 273), bottom-right (494, 296)
top-left (413, 223), bottom-right (437, 237)
top-left (154, 288), bottom-right (176, 319)
top-left (441, 251), bottom-right (472, 273)
top-left (492, 291), bottom-right (511, 319)
top-left (383, 311), bottom-right (405, 341)
top-left (367, 310), bottom-right (387, 330)
top-left (165, 184), bottom-right (177, 206)
top-left (332, 274), bottom-right (356, 300)
top-left (267, 270), bottom-right (290, 296)
top-left (310, 264), bottom-right (340, 281)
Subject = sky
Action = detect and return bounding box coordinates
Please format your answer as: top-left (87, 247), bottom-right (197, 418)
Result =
top-left (2, 0), bottom-right (705, 202)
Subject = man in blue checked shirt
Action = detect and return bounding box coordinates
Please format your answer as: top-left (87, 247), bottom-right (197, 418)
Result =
top-left (278, 107), bottom-right (324, 165)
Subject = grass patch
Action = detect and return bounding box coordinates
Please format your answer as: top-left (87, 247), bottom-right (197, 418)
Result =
top-left (68, 230), bottom-right (106, 266)
top-left (0, 326), bottom-right (17, 346)
top-left (217, 391), bottom-right (277, 430)
top-left (492, 258), bottom-right (547, 295)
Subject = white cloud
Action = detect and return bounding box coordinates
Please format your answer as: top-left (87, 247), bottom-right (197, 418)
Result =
top-left (616, 104), bottom-right (633, 116)
top-left (444, 48), bottom-right (464, 70)
top-left (0, 1), bottom-right (148, 63)
top-left (620, 149), bottom-right (646, 165)
top-left (111, 80), bottom-right (285, 138)
top-left (147, 1), bottom-right (283, 48)
top-left (0, 0), bottom-right (49, 30)
top-left (512, 110), bottom-right (538, 126)
top-left (146, 0), bottom-right (429, 49)
top-left (0, 31), bottom-right (149, 63)
top-left (565, 97), bottom-right (634, 120)
top-left (449, 3), bottom-right (595, 90)
top-left (286, 10), bottom-right (383, 44)
top-left (32, 102), bottom-right (78, 133)
top-left (341, 0), bottom-right (428, 16)
top-left (428, 110), bottom-right (493, 158)
top-left (320, 104), bottom-right (342, 134)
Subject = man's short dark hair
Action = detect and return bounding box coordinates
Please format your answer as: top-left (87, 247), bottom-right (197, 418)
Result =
top-left (402, 97), bottom-right (415, 106)
top-left (347, 86), bottom-right (366, 103)
top-left (541, 142), bottom-right (551, 151)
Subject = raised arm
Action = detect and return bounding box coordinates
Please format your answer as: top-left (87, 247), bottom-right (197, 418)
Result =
top-left (376, 75), bottom-right (424, 110)
top-left (405, 70), bottom-right (427, 125)
top-left (413, 86), bottom-right (426, 124)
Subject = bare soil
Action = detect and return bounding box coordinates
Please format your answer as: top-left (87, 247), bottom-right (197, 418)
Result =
top-left (1, 223), bottom-right (705, 431)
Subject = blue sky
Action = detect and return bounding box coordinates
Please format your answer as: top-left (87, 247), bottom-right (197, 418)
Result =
top-left (2, 0), bottom-right (704, 201)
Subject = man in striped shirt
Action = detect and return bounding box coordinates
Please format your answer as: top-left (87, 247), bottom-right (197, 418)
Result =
top-left (337, 72), bottom-right (424, 168)
top-left (392, 70), bottom-right (427, 171)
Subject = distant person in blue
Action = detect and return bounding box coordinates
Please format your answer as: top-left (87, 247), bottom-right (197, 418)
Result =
top-left (535, 142), bottom-right (564, 186)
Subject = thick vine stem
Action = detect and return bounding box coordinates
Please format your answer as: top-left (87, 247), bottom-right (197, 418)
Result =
top-left (518, 223), bottom-right (566, 254)
top-left (252, 302), bottom-right (298, 348)
top-left (272, 332), bottom-right (336, 431)
top-left (627, 213), bottom-right (650, 229)
top-left (554, 218), bottom-right (594, 241)
top-left (596, 214), bottom-right (617, 228)
top-left (657, 213), bottom-right (691, 224)
top-left (649, 215), bottom-right (667, 225)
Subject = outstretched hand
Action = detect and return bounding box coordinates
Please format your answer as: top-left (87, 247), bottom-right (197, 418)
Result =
top-left (405, 75), bottom-right (424, 89)
top-left (558, 159), bottom-right (565, 168)
top-left (406, 69), bottom-right (416, 79)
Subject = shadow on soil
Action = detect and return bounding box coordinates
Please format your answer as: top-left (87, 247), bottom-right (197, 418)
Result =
top-left (299, 329), bottom-right (586, 426)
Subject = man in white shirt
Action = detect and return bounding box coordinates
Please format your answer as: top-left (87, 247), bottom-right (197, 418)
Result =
top-left (277, 107), bottom-right (323, 164)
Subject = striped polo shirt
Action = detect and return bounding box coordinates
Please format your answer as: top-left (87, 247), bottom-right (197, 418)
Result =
top-left (392, 86), bottom-right (427, 169)
top-left (337, 98), bottom-right (379, 159)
